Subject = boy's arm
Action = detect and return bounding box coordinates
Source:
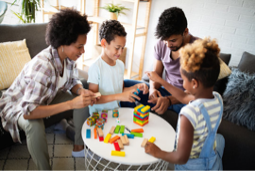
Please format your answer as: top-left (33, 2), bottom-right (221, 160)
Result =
top-left (145, 115), bottom-right (194, 164)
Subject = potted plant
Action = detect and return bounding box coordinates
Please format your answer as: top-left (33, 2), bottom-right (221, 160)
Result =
top-left (11, 0), bottom-right (40, 23)
top-left (99, 3), bottom-right (129, 20)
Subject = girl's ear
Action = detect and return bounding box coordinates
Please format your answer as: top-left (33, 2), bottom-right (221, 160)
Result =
top-left (101, 39), bottom-right (106, 48)
top-left (191, 78), bottom-right (199, 89)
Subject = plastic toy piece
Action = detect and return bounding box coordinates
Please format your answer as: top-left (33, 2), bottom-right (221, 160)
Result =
top-left (111, 150), bottom-right (125, 157)
top-left (133, 88), bottom-right (140, 95)
top-left (86, 117), bottom-right (95, 126)
top-left (141, 138), bottom-right (148, 147)
top-left (117, 139), bottom-right (124, 150)
top-left (131, 128), bottom-right (144, 133)
top-left (148, 136), bottom-right (156, 143)
top-left (140, 105), bottom-right (150, 113)
top-left (120, 125), bottom-right (125, 134)
top-left (86, 129), bottom-right (91, 139)
top-left (130, 132), bottom-right (143, 138)
top-left (134, 104), bottom-right (144, 111)
top-left (112, 109), bottom-right (119, 118)
top-left (116, 118), bottom-right (120, 124)
top-left (104, 133), bottom-right (112, 143)
top-left (109, 135), bottom-right (120, 144)
top-left (99, 136), bottom-right (104, 142)
top-left (114, 142), bottom-right (120, 151)
top-left (114, 125), bottom-right (120, 134)
top-left (97, 128), bottom-right (104, 137)
top-left (94, 92), bottom-right (101, 98)
top-left (94, 128), bottom-right (97, 139)
top-left (122, 133), bottom-right (134, 139)
top-left (109, 126), bottom-right (115, 134)
top-left (125, 127), bottom-right (131, 133)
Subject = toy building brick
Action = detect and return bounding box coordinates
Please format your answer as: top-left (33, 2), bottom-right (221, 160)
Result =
top-left (133, 104), bottom-right (150, 126)
top-left (92, 112), bottom-right (100, 120)
top-left (87, 116), bottom-right (96, 126)
top-left (101, 110), bottom-right (108, 122)
top-left (112, 109), bottom-right (119, 118)
top-left (96, 118), bottom-right (105, 129)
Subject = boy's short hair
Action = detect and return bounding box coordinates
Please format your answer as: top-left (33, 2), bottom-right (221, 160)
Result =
top-left (155, 7), bottom-right (187, 40)
top-left (180, 38), bottom-right (221, 88)
top-left (99, 20), bottom-right (127, 44)
top-left (45, 8), bottom-right (91, 48)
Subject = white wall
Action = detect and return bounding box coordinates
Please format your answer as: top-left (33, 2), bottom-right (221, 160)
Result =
top-left (143, 0), bottom-right (255, 73)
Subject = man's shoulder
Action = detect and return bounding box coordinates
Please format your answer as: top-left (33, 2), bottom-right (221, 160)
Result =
top-left (190, 34), bottom-right (201, 43)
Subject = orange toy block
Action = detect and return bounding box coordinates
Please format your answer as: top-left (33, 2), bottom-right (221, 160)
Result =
top-left (141, 138), bottom-right (148, 147)
top-left (131, 128), bottom-right (144, 133)
top-left (109, 135), bottom-right (120, 144)
top-left (97, 128), bottom-right (104, 137)
top-left (109, 126), bottom-right (115, 134)
top-left (94, 128), bottom-right (97, 139)
top-left (117, 139), bottom-right (124, 149)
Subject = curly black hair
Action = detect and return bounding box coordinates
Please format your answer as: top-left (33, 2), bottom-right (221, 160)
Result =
top-left (155, 7), bottom-right (187, 40)
top-left (99, 20), bottom-right (127, 44)
top-left (45, 8), bottom-right (91, 48)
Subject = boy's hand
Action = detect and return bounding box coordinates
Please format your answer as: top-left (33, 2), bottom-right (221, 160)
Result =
top-left (120, 89), bottom-right (140, 102)
top-left (145, 141), bottom-right (162, 158)
top-left (145, 71), bottom-right (163, 84)
top-left (137, 83), bottom-right (149, 94)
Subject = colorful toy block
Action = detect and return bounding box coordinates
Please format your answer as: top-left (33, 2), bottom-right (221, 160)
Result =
top-left (133, 88), bottom-right (140, 96)
top-left (120, 125), bottom-right (125, 134)
top-left (86, 117), bottom-right (95, 126)
top-left (86, 129), bottom-right (91, 138)
top-left (114, 142), bottom-right (120, 151)
top-left (141, 138), bottom-right (148, 147)
top-left (97, 128), bottom-right (104, 137)
top-left (149, 136), bottom-right (156, 143)
top-left (109, 126), bottom-right (115, 134)
top-left (111, 150), bottom-right (125, 157)
top-left (130, 132), bottom-right (143, 138)
top-left (117, 139), bottom-right (124, 149)
top-left (99, 136), bottom-right (104, 142)
top-left (92, 112), bottom-right (100, 119)
top-left (96, 118), bottom-right (105, 129)
top-left (112, 109), bottom-right (119, 118)
top-left (133, 104), bottom-right (150, 127)
top-left (109, 135), bottom-right (120, 144)
top-left (104, 133), bottom-right (112, 143)
top-left (114, 125), bottom-right (120, 134)
top-left (131, 128), bottom-right (144, 133)
top-left (101, 110), bottom-right (108, 122)
top-left (122, 133), bottom-right (134, 139)
top-left (94, 127), bottom-right (97, 139)
top-left (120, 135), bottom-right (129, 145)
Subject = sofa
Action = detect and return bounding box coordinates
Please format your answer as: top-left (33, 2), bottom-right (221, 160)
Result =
top-left (0, 23), bottom-right (88, 149)
top-left (142, 52), bottom-right (255, 170)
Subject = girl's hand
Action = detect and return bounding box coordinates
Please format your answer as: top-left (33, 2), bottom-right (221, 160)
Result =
top-left (145, 71), bottom-right (163, 84)
top-left (145, 141), bottom-right (162, 158)
top-left (120, 89), bottom-right (140, 102)
top-left (71, 89), bottom-right (96, 108)
top-left (137, 83), bottom-right (149, 94)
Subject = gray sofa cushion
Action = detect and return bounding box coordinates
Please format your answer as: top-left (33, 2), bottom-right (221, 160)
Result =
top-left (238, 51), bottom-right (255, 74)
top-left (0, 23), bottom-right (48, 58)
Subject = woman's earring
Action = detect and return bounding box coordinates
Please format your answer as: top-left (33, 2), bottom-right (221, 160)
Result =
top-left (193, 86), bottom-right (195, 89)
top-left (62, 46), bottom-right (64, 52)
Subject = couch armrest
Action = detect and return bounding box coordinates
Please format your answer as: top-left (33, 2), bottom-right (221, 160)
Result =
top-left (78, 68), bottom-right (88, 80)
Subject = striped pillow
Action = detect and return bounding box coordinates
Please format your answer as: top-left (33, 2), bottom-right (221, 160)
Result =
top-left (0, 39), bottom-right (31, 90)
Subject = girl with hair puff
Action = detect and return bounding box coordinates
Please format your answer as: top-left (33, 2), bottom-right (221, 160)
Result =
top-left (145, 37), bottom-right (225, 170)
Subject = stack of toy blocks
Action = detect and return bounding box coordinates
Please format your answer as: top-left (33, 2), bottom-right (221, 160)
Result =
top-left (133, 104), bottom-right (150, 126)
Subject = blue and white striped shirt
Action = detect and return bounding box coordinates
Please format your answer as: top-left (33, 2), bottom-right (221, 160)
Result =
top-left (176, 91), bottom-right (223, 158)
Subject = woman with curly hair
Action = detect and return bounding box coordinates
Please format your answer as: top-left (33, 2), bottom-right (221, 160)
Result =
top-left (0, 8), bottom-right (96, 170)
top-left (145, 37), bottom-right (225, 170)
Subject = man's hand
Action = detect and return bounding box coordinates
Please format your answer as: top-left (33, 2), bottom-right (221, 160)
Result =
top-left (70, 89), bottom-right (96, 109)
top-left (148, 96), bottom-right (170, 115)
top-left (149, 88), bottom-right (162, 100)
top-left (145, 71), bottom-right (163, 84)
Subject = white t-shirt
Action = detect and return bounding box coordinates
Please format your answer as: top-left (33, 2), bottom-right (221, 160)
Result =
top-left (88, 56), bottom-right (124, 115)
top-left (57, 59), bottom-right (68, 90)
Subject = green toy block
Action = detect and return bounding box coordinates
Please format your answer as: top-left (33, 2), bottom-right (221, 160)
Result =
top-left (130, 132), bottom-right (143, 137)
top-left (120, 125), bottom-right (125, 134)
top-left (114, 125), bottom-right (120, 134)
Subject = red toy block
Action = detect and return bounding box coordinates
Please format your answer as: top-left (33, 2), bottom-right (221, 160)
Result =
top-left (114, 142), bottom-right (120, 151)
top-left (99, 136), bottom-right (104, 142)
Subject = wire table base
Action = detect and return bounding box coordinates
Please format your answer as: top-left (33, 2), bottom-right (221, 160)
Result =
top-left (84, 147), bottom-right (168, 171)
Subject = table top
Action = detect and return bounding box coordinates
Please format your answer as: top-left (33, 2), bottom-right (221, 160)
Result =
top-left (81, 107), bottom-right (176, 166)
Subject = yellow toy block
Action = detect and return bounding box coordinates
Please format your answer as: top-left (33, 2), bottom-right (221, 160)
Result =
top-left (104, 133), bottom-right (112, 143)
top-left (134, 104), bottom-right (144, 111)
top-left (148, 136), bottom-right (156, 143)
top-left (141, 105), bottom-right (150, 113)
top-left (111, 150), bottom-right (125, 157)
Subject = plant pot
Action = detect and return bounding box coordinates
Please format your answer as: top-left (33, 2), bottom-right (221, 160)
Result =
top-left (109, 12), bottom-right (118, 20)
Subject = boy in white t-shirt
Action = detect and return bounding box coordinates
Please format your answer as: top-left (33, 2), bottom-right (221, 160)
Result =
top-left (88, 20), bottom-right (148, 114)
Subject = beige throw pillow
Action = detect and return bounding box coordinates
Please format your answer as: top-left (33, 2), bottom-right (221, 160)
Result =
top-left (218, 58), bottom-right (232, 80)
top-left (0, 39), bottom-right (31, 90)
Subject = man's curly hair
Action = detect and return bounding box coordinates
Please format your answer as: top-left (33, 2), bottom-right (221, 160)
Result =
top-left (155, 7), bottom-right (187, 40)
top-left (99, 20), bottom-right (127, 44)
top-left (180, 37), bottom-right (221, 88)
top-left (45, 8), bottom-right (91, 48)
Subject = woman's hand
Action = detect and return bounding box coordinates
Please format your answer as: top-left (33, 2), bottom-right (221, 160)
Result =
top-left (145, 141), bottom-right (162, 158)
top-left (145, 71), bottom-right (163, 84)
top-left (136, 83), bottom-right (149, 94)
top-left (70, 89), bottom-right (96, 109)
top-left (120, 89), bottom-right (140, 103)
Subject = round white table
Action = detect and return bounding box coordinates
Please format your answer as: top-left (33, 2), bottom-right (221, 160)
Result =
top-left (81, 107), bottom-right (176, 171)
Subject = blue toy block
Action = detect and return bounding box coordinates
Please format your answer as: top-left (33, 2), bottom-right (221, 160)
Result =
top-left (86, 129), bottom-right (91, 139)
top-left (134, 88), bottom-right (141, 96)
top-left (122, 133), bottom-right (134, 139)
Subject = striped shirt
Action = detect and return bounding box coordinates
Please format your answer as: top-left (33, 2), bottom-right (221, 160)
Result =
top-left (175, 92), bottom-right (223, 158)
top-left (0, 46), bottom-right (81, 143)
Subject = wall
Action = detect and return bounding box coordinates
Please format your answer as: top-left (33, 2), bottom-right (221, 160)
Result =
top-left (143, 0), bottom-right (255, 73)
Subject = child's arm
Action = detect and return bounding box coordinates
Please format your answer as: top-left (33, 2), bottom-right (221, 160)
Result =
top-left (145, 115), bottom-right (194, 164)
top-left (145, 71), bottom-right (195, 104)
top-left (89, 83), bottom-right (140, 104)
top-left (123, 81), bottom-right (149, 95)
